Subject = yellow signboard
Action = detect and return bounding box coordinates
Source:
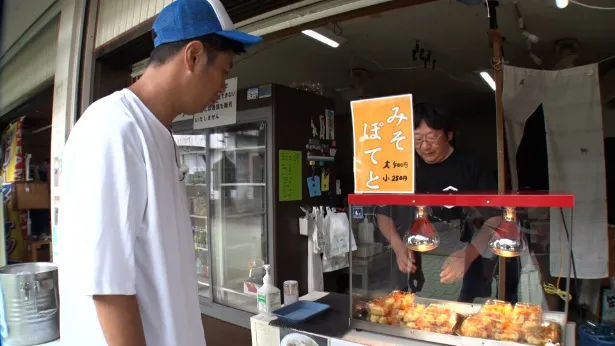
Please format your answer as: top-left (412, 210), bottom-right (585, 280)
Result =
top-left (351, 94), bottom-right (415, 194)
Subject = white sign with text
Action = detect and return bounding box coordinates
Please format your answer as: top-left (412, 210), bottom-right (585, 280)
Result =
top-left (193, 77), bottom-right (238, 129)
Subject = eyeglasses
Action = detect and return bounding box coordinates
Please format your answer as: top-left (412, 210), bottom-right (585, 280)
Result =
top-left (414, 134), bottom-right (442, 146)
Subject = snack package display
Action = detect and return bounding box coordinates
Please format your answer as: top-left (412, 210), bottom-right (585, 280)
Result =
top-left (367, 298), bottom-right (392, 317)
top-left (523, 320), bottom-right (561, 346)
top-left (415, 304), bottom-right (460, 334)
top-left (479, 300), bottom-right (513, 319)
top-left (359, 289), bottom-right (562, 344)
top-left (512, 302), bottom-right (543, 326)
top-left (492, 322), bottom-right (523, 343)
top-left (1, 117), bottom-right (28, 262)
top-left (365, 291), bottom-right (420, 327)
top-left (385, 290), bottom-right (416, 310)
top-left (458, 314), bottom-right (494, 339)
top-left (402, 303), bottom-right (426, 329)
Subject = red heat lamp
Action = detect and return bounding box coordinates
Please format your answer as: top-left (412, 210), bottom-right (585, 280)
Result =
top-left (403, 206), bottom-right (440, 252)
top-left (488, 207), bottom-right (527, 258)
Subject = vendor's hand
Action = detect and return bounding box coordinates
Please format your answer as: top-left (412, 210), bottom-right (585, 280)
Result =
top-left (440, 249), bottom-right (468, 284)
top-left (393, 244), bottom-right (417, 274)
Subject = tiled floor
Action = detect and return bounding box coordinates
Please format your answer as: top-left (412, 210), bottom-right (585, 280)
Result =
top-left (419, 255), bottom-right (461, 301)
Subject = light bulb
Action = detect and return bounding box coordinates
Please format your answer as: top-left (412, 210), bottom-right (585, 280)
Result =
top-left (488, 207), bottom-right (527, 257)
top-left (403, 206), bottom-right (440, 252)
top-left (556, 0), bottom-right (568, 8)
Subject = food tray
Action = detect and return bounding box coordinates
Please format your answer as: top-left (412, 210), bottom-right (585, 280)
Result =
top-left (351, 295), bottom-right (569, 346)
top-left (272, 301), bottom-right (330, 324)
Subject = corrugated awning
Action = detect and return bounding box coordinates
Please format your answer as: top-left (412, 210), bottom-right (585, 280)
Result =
top-left (224, 0), bottom-right (308, 22)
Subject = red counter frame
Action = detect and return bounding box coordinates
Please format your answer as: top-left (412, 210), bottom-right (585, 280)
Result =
top-left (348, 192), bottom-right (574, 208)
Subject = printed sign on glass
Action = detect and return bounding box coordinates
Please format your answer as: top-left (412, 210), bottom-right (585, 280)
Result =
top-left (193, 77), bottom-right (238, 129)
top-left (351, 94), bottom-right (414, 194)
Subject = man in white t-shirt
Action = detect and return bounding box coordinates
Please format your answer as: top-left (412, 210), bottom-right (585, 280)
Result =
top-left (57, 1), bottom-right (261, 345)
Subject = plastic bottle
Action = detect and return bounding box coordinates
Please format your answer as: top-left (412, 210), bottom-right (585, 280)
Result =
top-left (358, 217), bottom-right (374, 244)
top-left (257, 264), bottom-right (281, 315)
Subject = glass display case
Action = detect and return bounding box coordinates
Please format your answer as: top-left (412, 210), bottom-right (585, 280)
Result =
top-left (347, 193), bottom-right (575, 346)
top-left (171, 83), bottom-right (337, 328)
top-left (174, 121), bottom-right (268, 315)
top-left (209, 121), bottom-right (267, 313)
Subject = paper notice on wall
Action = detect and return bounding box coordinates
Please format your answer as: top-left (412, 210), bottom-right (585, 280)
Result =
top-left (319, 115), bottom-right (326, 140)
top-left (278, 150), bottom-right (302, 201)
top-left (193, 77), bottom-right (238, 129)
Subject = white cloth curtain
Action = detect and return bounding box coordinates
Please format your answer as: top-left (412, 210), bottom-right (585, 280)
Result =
top-left (503, 64), bottom-right (608, 279)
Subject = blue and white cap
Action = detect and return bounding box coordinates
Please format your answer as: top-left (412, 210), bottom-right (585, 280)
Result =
top-left (152, 0), bottom-right (262, 48)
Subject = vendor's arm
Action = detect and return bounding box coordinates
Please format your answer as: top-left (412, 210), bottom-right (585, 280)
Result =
top-left (441, 159), bottom-right (499, 283)
top-left (376, 208), bottom-right (416, 273)
top-left (72, 121), bottom-right (148, 346)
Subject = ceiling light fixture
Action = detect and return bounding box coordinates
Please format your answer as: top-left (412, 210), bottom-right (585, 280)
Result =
top-left (302, 29), bottom-right (340, 48)
top-left (480, 71), bottom-right (496, 91)
top-left (555, 0), bottom-right (569, 8)
top-left (301, 27), bottom-right (346, 48)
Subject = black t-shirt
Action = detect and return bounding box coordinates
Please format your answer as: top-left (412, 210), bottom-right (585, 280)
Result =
top-left (376, 149), bottom-right (501, 298)
top-left (415, 149), bottom-right (495, 193)
top-left (377, 149), bottom-right (498, 238)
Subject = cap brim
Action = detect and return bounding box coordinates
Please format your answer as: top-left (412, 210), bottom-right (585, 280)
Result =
top-left (216, 30), bottom-right (263, 48)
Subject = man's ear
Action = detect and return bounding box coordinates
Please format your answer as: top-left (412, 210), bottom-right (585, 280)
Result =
top-left (447, 131), bottom-right (454, 142)
top-left (184, 41), bottom-right (207, 72)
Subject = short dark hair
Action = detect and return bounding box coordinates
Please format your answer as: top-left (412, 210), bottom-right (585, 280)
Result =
top-left (148, 33), bottom-right (245, 66)
top-left (413, 102), bottom-right (453, 133)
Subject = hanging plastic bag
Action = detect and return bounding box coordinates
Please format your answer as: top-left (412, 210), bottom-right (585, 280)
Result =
top-left (312, 206), bottom-right (326, 254)
top-left (307, 207), bottom-right (323, 291)
top-left (322, 207), bottom-right (334, 259)
top-left (324, 209), bottom-right (357, 259)
top-left (322, 208), bottom-right (357, 272)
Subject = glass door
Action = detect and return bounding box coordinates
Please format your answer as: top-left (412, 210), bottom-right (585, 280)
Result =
top-left (209, 121), bottom-right (267, 313)
top-left (174, 133), bottom-right (211, 299)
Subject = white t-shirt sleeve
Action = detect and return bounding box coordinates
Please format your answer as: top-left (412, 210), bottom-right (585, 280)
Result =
top-left (71, 118), bottom-right (147, 296)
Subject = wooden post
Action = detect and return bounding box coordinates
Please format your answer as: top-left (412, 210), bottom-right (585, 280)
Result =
top-left (488, 28), bottom-right (507, 301)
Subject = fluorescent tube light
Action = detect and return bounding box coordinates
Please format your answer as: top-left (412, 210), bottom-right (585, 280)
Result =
top-left (302, 29), bottom-right (340, 48)
top-left (480, 71), bottom-right (496, 91)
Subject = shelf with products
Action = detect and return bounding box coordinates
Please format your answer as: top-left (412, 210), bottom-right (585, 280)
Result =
top-left (348, 192), bottom-right (575, 346)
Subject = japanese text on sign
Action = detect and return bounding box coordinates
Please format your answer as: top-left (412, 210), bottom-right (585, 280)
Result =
top-left (193, 77), bottom-right (238, 129)
top-left (351, 94), bottom-right (415, 194)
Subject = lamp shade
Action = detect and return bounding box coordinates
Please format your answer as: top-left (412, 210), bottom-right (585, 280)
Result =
top-left (403, 206), bottom-right (440, 252)
top-left (488, 207), bottom-right (527, 257)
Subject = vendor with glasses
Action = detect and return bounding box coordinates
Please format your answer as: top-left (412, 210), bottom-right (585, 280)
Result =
top-left (375, 102), bottom-right (520, 303)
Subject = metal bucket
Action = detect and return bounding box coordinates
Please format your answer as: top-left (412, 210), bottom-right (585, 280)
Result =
top-left (0, 262), bottom-right (59, 346)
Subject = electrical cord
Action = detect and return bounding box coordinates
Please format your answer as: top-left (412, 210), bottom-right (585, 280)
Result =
top-left (353, 54), bottom-right (484, 86)
top-left (571, 0), bottom-right (615, 10)
top-left (541, 208), bottom-right (576, 302)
